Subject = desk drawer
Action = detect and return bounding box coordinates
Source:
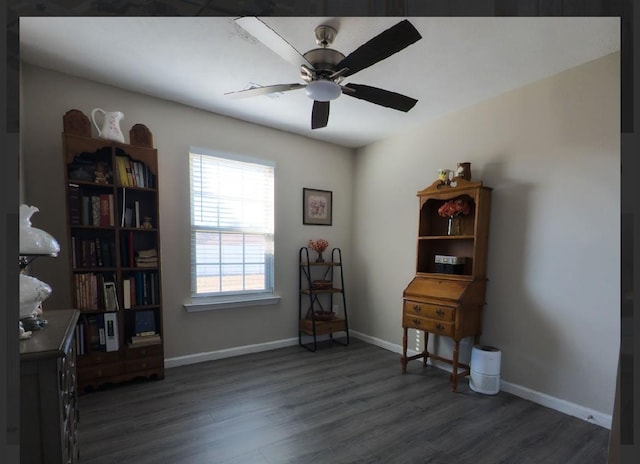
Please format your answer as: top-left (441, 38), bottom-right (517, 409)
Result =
top-left (403, 301), bottom-right (455, 322)
top-left (403, 314), bottom-right (454, 337)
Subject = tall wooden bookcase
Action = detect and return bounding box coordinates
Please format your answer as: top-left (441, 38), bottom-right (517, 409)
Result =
top-left (401, 177), bottom-right (492, 391)
top-left (62, 109), bottom-right (164, 391)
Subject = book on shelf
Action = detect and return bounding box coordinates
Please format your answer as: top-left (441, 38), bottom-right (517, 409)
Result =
top-left (134, 309), bottom-right (156, 335)
top-left (103, 281), bottom-right (119, 311)
top-left (116, 156), bottom-right (129, 186)
top-left (68, 183), bottom-right (81, 225)
top-left (129, 275), bottom-right (137, 306)
top-left (99, 194), bottom-right (110, 227)
top-left (123, 278), bottom-right (132, 309)
top-left (104, 312), bottom-right (120, 352)
top-left (133, 161), bottom-right (142, 187)
top-left (86, 315), bottom-right (100, 350)
top-left (81, 196), bottom-right (90, 225)
top-left (97, 314), bottom-right (106, 348)
top-left (120, 187), bottom-right (127, 226)
top-left (108, 193), bottom-right (115, 226)
top-left (123, 207), bottom-right (133, 228)
top-left (94, 237), bottom-right (104, 267)
top-left (135, 248), bottom-right (158, 268)
top-left (134, 201), bottom-right (140, 228)
top-left (91, 196), bottom-right (100, 226)
top-left (71, 237), bottom-right (77, 268)
top-left (137, 248), bottom-right (157, 259)
top-left (129, 333), bottom-right (161, 347)
top-left (126, 161), bottom-right (135, 187)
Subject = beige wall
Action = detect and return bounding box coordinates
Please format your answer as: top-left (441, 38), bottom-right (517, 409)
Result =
top-left (21, 52), bottom-right (620, 422)
top-left (351, 52), bottom-right (620, 418)
top-left (20, 64), bottom-right (354, 358)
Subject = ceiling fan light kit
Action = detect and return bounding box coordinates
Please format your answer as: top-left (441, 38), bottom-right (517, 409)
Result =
top-left (228, 18), bottom-right (422, 129)
top-left (305, 80), bottom-right (342, 101)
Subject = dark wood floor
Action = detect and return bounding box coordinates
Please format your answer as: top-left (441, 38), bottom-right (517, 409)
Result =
top-left (78, 339), bottom-right (610, 463)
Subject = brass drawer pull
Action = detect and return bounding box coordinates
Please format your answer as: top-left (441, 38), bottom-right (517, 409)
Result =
top-left (435, 309), bottom-right (445, 316)
top-left (413, 304), bottom-right (421, 313)
top-left (412, 319), bottom-right (421, 326)
top-left (435, 323), bottom-right (444, 331)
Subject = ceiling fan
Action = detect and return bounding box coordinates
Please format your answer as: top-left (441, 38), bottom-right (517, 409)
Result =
top-left (226, 18), bottom-right (422, 129)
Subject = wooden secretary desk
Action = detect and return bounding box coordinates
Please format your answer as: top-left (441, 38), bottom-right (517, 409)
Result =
top-left (401, 177), bottom-right (492, 391)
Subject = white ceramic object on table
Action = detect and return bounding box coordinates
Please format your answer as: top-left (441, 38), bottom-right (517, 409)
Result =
top-left (19, 273), bottom-right (52, 319)
top-left (19, 205), bottom-right (60, 256)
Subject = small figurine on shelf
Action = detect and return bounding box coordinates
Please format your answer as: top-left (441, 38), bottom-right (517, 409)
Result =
top-left (94, 161), bottom-right (109, 184)
top-left (141, 216), bottom-right (153, 229)
top-left (437, 169), bottom-right (450, 184)
top-left (437, 169), bottom-right (453, 188)
top-left (456, 162), bottom-right (472, 181)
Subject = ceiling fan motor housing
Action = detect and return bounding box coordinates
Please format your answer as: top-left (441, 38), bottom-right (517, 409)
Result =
top-left (303, 48), bottom-right (346, 78)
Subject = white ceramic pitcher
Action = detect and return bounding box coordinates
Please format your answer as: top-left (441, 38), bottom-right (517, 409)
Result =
top-left (91, 108), bottom-right (125, 143)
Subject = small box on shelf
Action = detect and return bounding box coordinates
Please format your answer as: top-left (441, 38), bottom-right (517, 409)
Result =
top-left (434, 254), bottom-right (466, 275)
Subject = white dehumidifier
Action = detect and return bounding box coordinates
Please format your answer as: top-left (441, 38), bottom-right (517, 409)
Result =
top-left (469, 345), bottom-right (501, 395)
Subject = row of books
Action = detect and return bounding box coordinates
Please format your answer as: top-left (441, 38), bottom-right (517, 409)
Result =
top-left (76, 312), bottom-right (120, 354)
top-left (71, 237), bottom-right (159, 270)
top-left (69, 186), bottom-right (115, 227)
top-left (71, 236), bottom-right (116, 269)
top-left (71, 232), bottom-right (158, 271)
top-left (122, 271), bottom-right (160, 308)
top-left (73, 273), bottom-right (119, 311)
top-left (116, 155), bottom-right (155, 188)
top-left (74, 311), bottom-right (161, 355)
top-left (73, 271), bottom-right (160, 311)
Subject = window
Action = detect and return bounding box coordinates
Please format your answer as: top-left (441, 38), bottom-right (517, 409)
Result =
top-left (187, 147), bottom-right (276, 311)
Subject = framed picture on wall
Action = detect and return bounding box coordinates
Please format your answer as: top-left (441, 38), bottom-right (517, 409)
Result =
top-left (303, 188), bottom-right (332, 226)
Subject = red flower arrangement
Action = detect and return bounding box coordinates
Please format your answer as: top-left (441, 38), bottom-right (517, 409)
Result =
top-left (308, 239), bottom-right (329, 253)
top-left (438, 197), bottom-right (471, 218)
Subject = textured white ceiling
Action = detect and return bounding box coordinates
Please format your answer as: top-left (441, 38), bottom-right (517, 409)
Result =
top-left (20, 17), bottom-right (619, 148)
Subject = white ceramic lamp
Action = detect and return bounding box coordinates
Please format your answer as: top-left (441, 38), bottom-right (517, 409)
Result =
top-left (19, 204), bottom-right (60, 256)
top-left (18, 204), bottom-right (59, 338)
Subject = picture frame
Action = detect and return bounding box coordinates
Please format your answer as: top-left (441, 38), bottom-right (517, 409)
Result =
top-left (303, 188), bottom-right (333, 226)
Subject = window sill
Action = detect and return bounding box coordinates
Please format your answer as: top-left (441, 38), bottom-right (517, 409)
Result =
top-left (184, 294), bottom-right (281, 312)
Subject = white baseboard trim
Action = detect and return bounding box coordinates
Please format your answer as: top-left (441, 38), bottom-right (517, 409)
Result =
top-left (499, 380), bottom-right (612, 429)
top-left (164, 337), bottom-right (299, 368)
top-left (350, 330), bottom-right (612, 430)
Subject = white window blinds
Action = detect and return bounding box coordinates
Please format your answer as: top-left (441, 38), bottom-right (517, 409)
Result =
top-left (189, 148), bottom-right (274, 297)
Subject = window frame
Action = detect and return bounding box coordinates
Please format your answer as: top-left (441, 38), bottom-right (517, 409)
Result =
top-left (184, 146), bottom-right (280, 312)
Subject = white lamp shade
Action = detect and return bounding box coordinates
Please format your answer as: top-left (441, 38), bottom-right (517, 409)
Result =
top-left (305, 80), bottom-right (342, 102)
top-left (19, 273), bottom-right (52, 319)
top-left (19, 204), bottom-right (60, 256)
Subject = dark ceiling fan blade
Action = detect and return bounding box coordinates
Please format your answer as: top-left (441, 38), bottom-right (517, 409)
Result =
top-left (342, 83), bottom-right (418, 112)
top-left (311, 101), bottom-right (330, 129)
top-left (225, 83), bottom-right (305, 99)
top-left (235, 17), bottom-right (314, 70)
top-left (336, 19), bottom-right (422, 77)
